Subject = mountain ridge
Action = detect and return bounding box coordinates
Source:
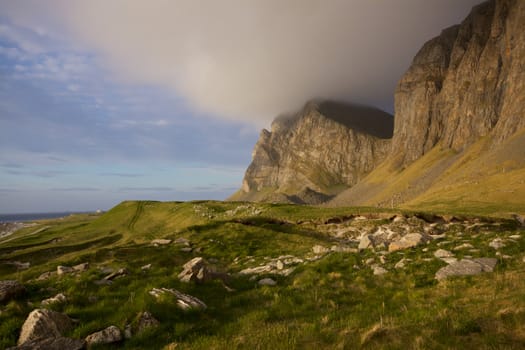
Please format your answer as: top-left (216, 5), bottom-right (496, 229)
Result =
top-left (232, 0), bottom-right (525, 215)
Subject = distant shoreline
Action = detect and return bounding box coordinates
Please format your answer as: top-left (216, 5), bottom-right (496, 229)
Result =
top-left (0, 212), bottom-right (93, 223)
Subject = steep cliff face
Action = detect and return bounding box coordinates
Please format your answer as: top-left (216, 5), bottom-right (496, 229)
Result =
top-left (234, 0), bottom-right (525, 211)
top-left (392, 0), bottom-right (525, 166)
top-left (233, 101), bottom-right (393, 203)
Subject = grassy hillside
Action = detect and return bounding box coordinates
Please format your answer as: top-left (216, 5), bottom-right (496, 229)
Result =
top-left (331, 128), bottom-right (525, 217)
top-left (1, 201), bottom-right (525, 349)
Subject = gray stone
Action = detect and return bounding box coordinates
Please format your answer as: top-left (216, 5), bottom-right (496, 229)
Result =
top-left (151, 239), bottom-right (172, 246)
top-left (103, 268), bottom-right (128, 281)
top-left (434, 249), bottom-right (454, 259)
top-left (388, 233), bottom-right (425, 252)
top-left (239, 265), bottom-right (272, 275)
top-left (358, 235), bottom-right (374, 250)
top-left (435, 258), bottom-right (498, 281)
top-left (178, 257), bottom-right (211, 283)
top-left (372, 265), bottom-right (388, 275)
top-left (0, 280), bottom-right (25, 303)
top-left (37, 271), bottom-right (56, 281)
top-left (258, 278), bottom-right (277, 286)
top-left (18, 309), bottom-right (74, 345)
top-left (489, 238), bottom-right (505, 250)
top-left (276, 260), bottom-right (284, 270)
top-left (312, 245), bottom-right (329, 254)
top-left (149, 288), bottom-right (207, 310)
top-left (72, 263), bottom-right (89, 272)
top-left (453, 243), bottom-right (474, 251)
top-left (41, 293), bottom-right (67, 306)
top-left (85, 325), bottom-right (122, 346)
top-left (56, 266), bottom-right (74, 275)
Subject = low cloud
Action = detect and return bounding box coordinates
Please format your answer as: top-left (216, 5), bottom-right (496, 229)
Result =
top-left (1, 0), bottom-right (482, 124)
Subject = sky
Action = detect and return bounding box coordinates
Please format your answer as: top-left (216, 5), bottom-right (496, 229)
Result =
top-left (0, 0), bottom-right (481, 213)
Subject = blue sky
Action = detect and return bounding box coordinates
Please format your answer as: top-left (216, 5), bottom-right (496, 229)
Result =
top-left (0, 16), bottom-right (256, 213)
top-left (0, 1), bottom-right (481, 213)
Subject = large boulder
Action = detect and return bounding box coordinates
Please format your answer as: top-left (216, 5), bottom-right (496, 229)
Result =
top-left (85, 325), bottom-right (122, 346)
top-left (18, 309), bottom-right (74, 345)
top-left (0, 280), bottom-right (25, 303)
top-left (435, 258), bottom-right (497, 281)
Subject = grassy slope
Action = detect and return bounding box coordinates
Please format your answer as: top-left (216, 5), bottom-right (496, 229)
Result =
top-left (1, 201), bottom-right (525, 349)
top-left (331, 128), bottom-right (525, 217)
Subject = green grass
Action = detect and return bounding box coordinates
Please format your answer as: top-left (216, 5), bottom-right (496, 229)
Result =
top-left (1, 201), bottom-right (525, 349)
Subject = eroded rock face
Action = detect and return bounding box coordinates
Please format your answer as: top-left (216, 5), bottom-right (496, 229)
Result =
top-left (392, 0), bottom-right (525, 166)
top-left (234, 100), bottom-right (392, 203)
top-left (18, 309), bottom-right (74, 345)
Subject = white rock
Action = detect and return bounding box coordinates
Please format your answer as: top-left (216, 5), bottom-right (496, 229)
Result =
top-left (372, 265), bottom-right (388, 275)
top-left (85, 325), bottom-right (122, 346)
top-left (151, 239), bottom-right (172, 246)
top-left (489, 238), bottom-right (505, 250)
top-left (258, 278), bottom-right (277, 286)
top-left (434, 249), bottom-right (454, 259)
top-left (41, 293), bottom-right (67, 306)
top-left (149, 288), bottom-right (207, 310)
top-left (312, 245), bottom-right (330, 254)
top-left (56, 266), bottom-right (74, 275)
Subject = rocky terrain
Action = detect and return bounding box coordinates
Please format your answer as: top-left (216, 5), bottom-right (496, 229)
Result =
top-left (1, 201), bottom-right (525, 348)
top-left (230, 100), bottom-right (393, 204)
top-left (233, 0), bottom-right (525, 214)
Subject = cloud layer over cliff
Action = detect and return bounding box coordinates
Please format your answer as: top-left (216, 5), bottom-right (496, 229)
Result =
top-left (2, 1), bottom-right (480, 124)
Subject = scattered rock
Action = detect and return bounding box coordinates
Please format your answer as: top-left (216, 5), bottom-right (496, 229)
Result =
top-left (151, 239), bottom-right (172, 246)
top-left (489, 238), bottom-right (505, 250)
top-left (149, 288), bottom-right (207, 310)
top-left (41, 293), bottom-right (67, 306)
top-left (72, 263), bottom-right (89, 272)
top-left (18, 309), bottom-right (74, 345)
top-left (258, 278), bottom-right (277, 286)
top-left (180, 247), bottom-right (193, 252)
top-left (434, 249), bottom-right (454, 259)
top-left (239, 265), bottom-right (272, 275)
top-left (509, 234), bottom-right (521, 240)
top-left (331, 245), bottom-right (358, 253)
top-left (56, 266), bottom-right (74, 275)
top-left (312, 245), bottom-right (330, 254)
top-left (435, 258), bottom-right (497, 281)
top-left (136, 311), bottom-right (160, 333)
top-left (178, 257), bottom-right (212, 283)
top-left (0, 280), bottom-right (25, 303)
top-left (453, 243), bottom-right (474, 251)
top-left (37, 271), bottom-right (57, 281)
top-left (394, 258), bottom-right (409, 269)
top-left (276, 260), bottom-right (284, 270)
top-left (372, 265), bottom-right (388, 275)
top-left (388, 233), bottom-right (425, 252)
top-left (358, 235), bottom-right (374, 250)
top-left (11, 337), bottom-right (85, 350)
top-left (173, 237), bottom-right (190, 246)
top-left (141, 264), bottom-right (152, 271)
top-left (104, 268), bottom-right (128, 281)
top-left (364, 258), bottom-right (375, 265)
top-left (85, 325), bottom-right (122, 346)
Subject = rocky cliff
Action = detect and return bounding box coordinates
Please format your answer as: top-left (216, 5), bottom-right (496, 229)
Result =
top-left (231, 101), bottom-right (393, 203)
top-left (233, 0), bottom-right (525, 210)
top-left (392, 0), bottom-right (525, 166)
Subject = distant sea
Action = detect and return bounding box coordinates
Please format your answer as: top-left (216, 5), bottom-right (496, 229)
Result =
top-left (0, 212), bottom-right (83, 223)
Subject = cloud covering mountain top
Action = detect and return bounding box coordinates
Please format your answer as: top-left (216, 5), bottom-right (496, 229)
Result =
top-left (2, 0), bottom-right (481, 125)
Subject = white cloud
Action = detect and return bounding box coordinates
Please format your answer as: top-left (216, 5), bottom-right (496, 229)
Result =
top-left (0, 0), bottom-right (482, 125)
